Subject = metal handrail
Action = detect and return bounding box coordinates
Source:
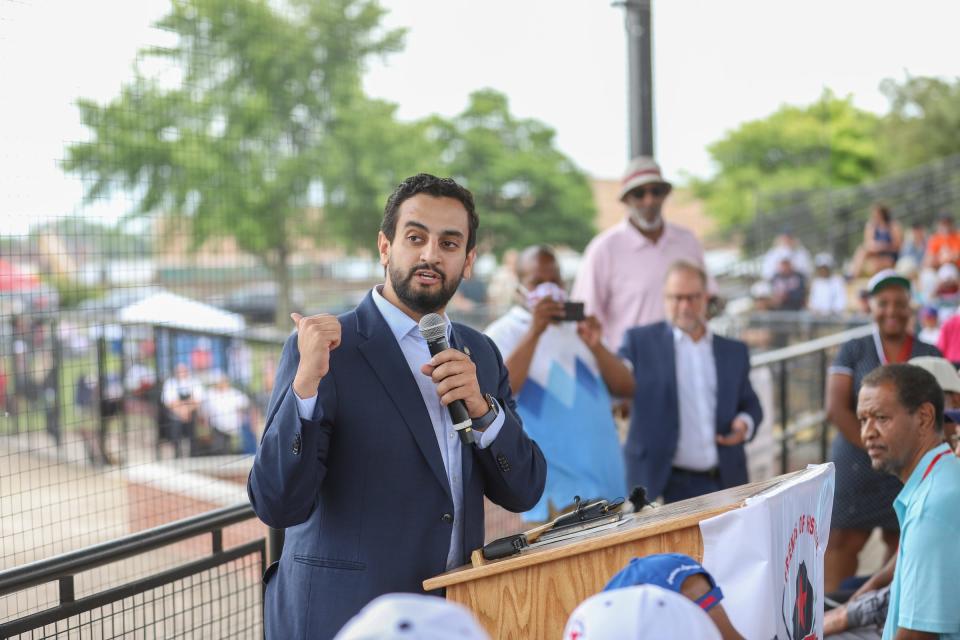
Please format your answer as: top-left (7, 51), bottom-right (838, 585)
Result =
top-left (0, 502), bottom-right (255, 597)
top-left (0, 322), bottom-right (873, 602)
top-left (751, 323), bottom-right (871, 367)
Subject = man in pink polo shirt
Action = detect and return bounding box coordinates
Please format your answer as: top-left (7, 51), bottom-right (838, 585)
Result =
top-left (572, 156), bottom-right (709, 349)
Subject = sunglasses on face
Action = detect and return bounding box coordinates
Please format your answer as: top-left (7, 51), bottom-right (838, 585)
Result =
top-left (626, 184), bottom-right (669, 199)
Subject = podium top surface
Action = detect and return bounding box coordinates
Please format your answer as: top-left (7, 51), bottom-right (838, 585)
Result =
top-left (425, 471), bottom-right (802, 591)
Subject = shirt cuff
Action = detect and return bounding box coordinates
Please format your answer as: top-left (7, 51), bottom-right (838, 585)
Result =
top-left (735, 412), bottom-right (756, 439)
top-left (294, 387), bottom-right (318, 421)
top-left (475, 400), bottom-right (506, 449)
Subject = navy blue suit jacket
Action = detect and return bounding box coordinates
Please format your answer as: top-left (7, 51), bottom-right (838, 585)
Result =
top-left (247, 293), bottom-right (546, 640)
top-left (619, 321), bottom-right (762, 500)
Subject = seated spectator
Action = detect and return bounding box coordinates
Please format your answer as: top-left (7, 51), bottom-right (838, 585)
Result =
top-left (160, 363), bottom-right (204, 457)
top-left (855, 364), bottom-right (960, 639)
top-left (335, 593), bottom-right (489, 640)
top-left (924, 213), bottom-right (960, 269)
top-left (934, 262), bottom-right (960, 299)
top-left (770, 257), bottom-right (808, 311)
top-left (917, 306), bottom-right (940, 345)
top-left (809, 253), bottom-right (847, 315)
top-left (826, 356), bottom-right (960, 639)
top-left (564, 584), bottom-right (722, 639)
top-left (761, 230), bottom-right (813, 281)
top-left (849, 203), bottom-right (902, 277)
top-left (200, 370), bottom-right (250, 454)
top-left (899, 221), bottom-right (926, 267)
top-left (124, 361), bottom-right (156, 399)
top-left (603, 553), bottom-right (744, 640)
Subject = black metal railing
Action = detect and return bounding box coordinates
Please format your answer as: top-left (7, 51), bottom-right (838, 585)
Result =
top-left (752, 323), bottom-right (872, 474)
top-left (0, 504), bottom-right (264, 639)
top-left (0, 320), bottom-right (868, 637)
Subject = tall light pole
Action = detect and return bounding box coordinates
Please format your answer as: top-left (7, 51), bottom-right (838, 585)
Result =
top-left (616, 0), bottom-right (654, 158)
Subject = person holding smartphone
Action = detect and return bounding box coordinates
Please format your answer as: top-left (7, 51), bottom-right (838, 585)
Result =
top-left (485, 245), bottom-right (635, 522)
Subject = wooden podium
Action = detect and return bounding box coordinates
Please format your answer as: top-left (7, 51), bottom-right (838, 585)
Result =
top-left (424, 472), bottom-right (801, 639)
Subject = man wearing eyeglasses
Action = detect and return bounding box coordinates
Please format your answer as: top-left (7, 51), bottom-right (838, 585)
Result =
top-left (572, 156), bottom-right (711, 351)
top-left (617, 261), bottom-right (762, 502)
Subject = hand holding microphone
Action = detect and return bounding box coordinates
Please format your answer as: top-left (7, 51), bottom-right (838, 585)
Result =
top-left (419, 314), bottom-right (488, 444)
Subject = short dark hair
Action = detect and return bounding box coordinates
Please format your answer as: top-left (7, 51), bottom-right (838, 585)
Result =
top-left (381, 174), bottom-right (479, 253)
top-left (861, 364), bottom-right (944, 433)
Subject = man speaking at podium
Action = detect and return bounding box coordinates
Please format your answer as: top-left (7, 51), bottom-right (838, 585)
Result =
top-left (248, 174), bottom-right (546, 639)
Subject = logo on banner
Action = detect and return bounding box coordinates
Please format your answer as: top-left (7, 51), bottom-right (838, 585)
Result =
top-left (780, 513), bottom-right (821, 640)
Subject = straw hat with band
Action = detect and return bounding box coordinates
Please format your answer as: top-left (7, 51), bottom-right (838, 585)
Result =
top-left (619, 156), bottom-right (672, 202)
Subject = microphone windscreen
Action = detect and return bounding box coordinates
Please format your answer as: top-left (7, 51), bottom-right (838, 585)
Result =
top-left (418, 313), bottom-right (447, 343)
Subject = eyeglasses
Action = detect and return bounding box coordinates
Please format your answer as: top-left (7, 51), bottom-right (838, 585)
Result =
top-left (626, 184), bottom-right (669, 199)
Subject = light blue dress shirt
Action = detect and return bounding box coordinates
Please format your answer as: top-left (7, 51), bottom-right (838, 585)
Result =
top-left (883, 442), bottom-right (960, 639)
top-left (294, 286), bottom-right (505, 569)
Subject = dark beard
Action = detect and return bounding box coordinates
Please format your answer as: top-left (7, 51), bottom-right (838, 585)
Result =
top-left (389, 262), bottom-right (462, 315)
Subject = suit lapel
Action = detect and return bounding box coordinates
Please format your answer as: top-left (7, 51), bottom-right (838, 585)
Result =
top-left (663, 324), bottom-right (679, 430)
top-left (355, 295), bottom-right (452, 500)
top-left (712, 335), bottom-right (726, 433)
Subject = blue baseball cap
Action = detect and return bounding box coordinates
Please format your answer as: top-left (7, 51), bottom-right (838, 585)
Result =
top-left (602, 553), bottom-right (724, 612)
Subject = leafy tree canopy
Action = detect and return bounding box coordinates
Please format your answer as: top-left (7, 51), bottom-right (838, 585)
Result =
top-left (880, 75), bottom-right (960, 172)
top-left (63, 1), bottom-right (597, 325)
top-left (63, 0), bottom-right (407, 324)
top-left (693, 90), bottom-right (880, 229)
top-left (427, 89), bottom-right (596, 255)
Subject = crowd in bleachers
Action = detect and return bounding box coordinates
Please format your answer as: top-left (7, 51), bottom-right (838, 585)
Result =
top-left (752, 205), bottom-right (960, 347)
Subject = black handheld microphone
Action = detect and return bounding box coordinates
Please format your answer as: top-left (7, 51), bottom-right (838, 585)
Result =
top-left (418, 313), bottom-right (474, 444)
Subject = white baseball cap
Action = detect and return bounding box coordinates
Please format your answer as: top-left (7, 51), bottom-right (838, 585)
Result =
top-left (562, 584), bottom-right (722, 640)
top-left (909, 356), bottom-right (960, 394)
top-left (334, 593), bottom-right (490, 640)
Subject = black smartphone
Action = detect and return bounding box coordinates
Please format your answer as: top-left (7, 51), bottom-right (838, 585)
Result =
top-left (561, 301), bottom-right (585, 322)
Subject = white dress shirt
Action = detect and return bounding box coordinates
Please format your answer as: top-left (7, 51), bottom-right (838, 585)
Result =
top-left (671, 327), bottom-right (754, 471)
top-left (294, 286), bottom-right (505, 569)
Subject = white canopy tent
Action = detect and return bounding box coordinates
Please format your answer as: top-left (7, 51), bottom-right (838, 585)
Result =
top-left (119, 292), bottom-right (245, 334)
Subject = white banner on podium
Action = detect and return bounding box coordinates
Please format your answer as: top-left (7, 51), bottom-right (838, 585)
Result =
top-left (700, 464), bottom-right (835, 640)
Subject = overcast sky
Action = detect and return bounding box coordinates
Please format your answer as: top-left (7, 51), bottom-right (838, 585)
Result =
top-left (2, 0), bottom-right (959, 234)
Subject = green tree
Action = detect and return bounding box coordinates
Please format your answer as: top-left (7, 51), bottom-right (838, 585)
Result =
top-left (693, 90), bottom-right (880, 229)
top-left (425, 89), bottom-right (596, 255)
top-left (321, 98), bottom-right (445, 253)
top-left (63, 0), bottom-right (408, 326)
top-left (880, 75), bottom-right (960, 172)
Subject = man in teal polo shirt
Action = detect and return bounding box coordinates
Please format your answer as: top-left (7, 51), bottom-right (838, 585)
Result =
top-left (857, 364), bottom-right (960, 640)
